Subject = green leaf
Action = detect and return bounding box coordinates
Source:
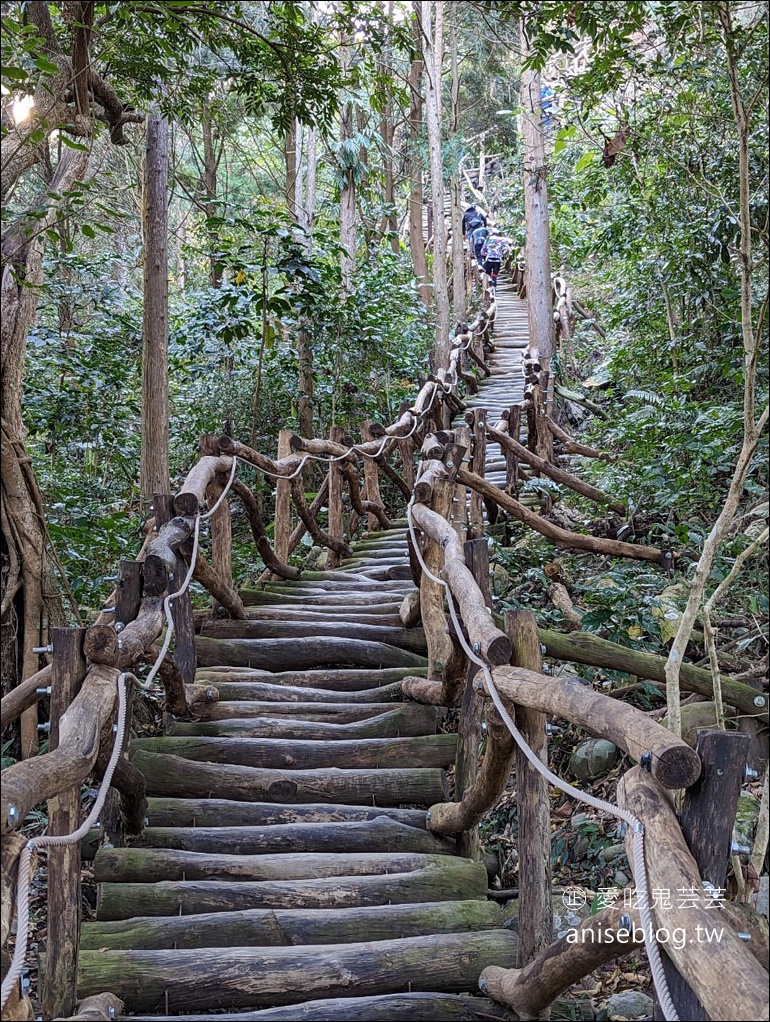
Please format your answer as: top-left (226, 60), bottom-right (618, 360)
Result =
top-left (574, 151), bottom-right (596, 173)
top-left (59, 135), bottom-right (89, 152)
top-left (34, 56), bottom-right (59, 74)
top-left (80, 224), bottom-right (96, 238)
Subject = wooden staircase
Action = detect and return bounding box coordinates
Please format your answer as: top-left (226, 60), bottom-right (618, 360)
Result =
top-left (77, 282), bottom-right (529, 1020)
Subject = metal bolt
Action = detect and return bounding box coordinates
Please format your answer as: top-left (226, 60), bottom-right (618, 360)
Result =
top-left (540, 643), bottom-right (547, 655)
top-left (20, 972), bottom-right (31, 996)
top-left (744, 765), bottom-right (759, 781)
top-left (737, 932), bottom-right (752, 942)
top-left (545, 723), bottom-right (561, 735)
top-left (640, 751), bottom-right (653, 772)
top-left (169, 571), bottom-right (175, 581)
top-left (446, 460), bottom-right (454, 468)
top-left (37, 722), bottom-right (51, 733)
top-left (7, 803), bottom-right (19, 827)
top-left (731, 841), bottom-right (751, 856)
top-left (617, 822), bottom-right (629, 839)
top-left (102, 606), bottom-right (116, 614)
top-left (108, 1007), bottom-right (116, 1020)
top-left (32, 644), bottom-right (53, 655)
top-left (36, 686), bottom-right (52, 695)
top-left (472, 641), bottom-right (481, 655)
top-left (425, 810), bottom-right (432, 822)
top-left (143, 817), bottom-right (150, 827)
top-left (114, 621), bottom-right (125, 633)
top-left (619, 914), bottom-right (632, 931)
top-left (753, 694), bottom-right (766, 707)
top-left (112, 724), bottom-right (119, 733)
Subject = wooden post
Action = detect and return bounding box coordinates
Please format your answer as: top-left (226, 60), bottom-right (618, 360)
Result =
top-left (452, 425), bottom-right (471, 539)
top-left (274, 429), bottom-right (293, 570)
top-left (360, 422), bottom-right (383, 533)
top-left (114, 559), bottom-right (142, 630)
top-left (455, 538), bottom-right (492, 859)
top-left (44, 626), bottom-right (87, 1020)
top-left (327, 426), bottom-right (346, 569)
top-left (153, 495), bottom-right (196, 689)
top-left (419, 467), bottom-right (455, 685)
top-left (504, 609), bottom-right (552, 965)
top-left (209, 483), bottom-right (233, 614)
top-left (506, 404), bottom-right (521, 494)
top-left (653, 730), bottom-right (749, 1022)
top-left (469, 410), bottom-right (486, 537)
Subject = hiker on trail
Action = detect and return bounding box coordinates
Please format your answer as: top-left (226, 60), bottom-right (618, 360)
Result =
top-left (470, 222), bottom-right (490, 267)
top-left (480, 228), bottom-right (509, 287)
top-left (462, 204), bottom-right (486, 253)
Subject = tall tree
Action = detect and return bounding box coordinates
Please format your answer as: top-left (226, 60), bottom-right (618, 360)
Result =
top-left (449, 17), bottom-right (466, 326)
top-left (417, 0), bottom-right (450, 366)
top-left (140, 112), bottom-right (171, 500)
top-left (520, 22), bottom-right (554, 378)
top-left (408, 18), bottom-right (430, 304)
top-left (338, 43), bottom-right (357, 294)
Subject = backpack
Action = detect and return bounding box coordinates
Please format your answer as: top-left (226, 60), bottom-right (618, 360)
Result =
top-left (483, 235), bottom-right (506, 261)
top-left (471, 226), bottom-right (489, 246)
top-left (465, 214), bottom-right (484, 235)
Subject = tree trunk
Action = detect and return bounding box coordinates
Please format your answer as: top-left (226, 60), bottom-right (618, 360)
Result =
top-left (449, 20), bottom-right (465, 326)
top-left (339, 42), bottom-right (357, 295)
top-left (408, 19), bottom-right (430, 304)
top-left (285, 116), bottom-right (298, 220)
top-left (519, 24), bottom-right (554, 418)
top-left (140, 112), bottom-right (170, 501)
top-left (417, 1), bottom-right (450, 365)
top-left (201, 103), bottom-right (221, 288)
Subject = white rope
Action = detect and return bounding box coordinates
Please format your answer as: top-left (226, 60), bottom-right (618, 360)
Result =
top-left (405, 498), bottom-right (680, 1021)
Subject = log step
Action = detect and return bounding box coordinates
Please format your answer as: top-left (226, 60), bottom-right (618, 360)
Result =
top-left (77, 931), bottom-right (519, 1011)
top-left (194, 666), bottom-right (426, 691)
top-left (196, 636), bottom-right (428, 671)
top-left (95, 859), bottom-right (488, 918)
top-left (167, 703), bottom-right (439, 739)
top-left (131, 733), bottom-right (458, 770)
top-left (199, 620), bottom-right (428, 655)
top-left (131, 749), bottom-right (448, 806)
top-left (135, 817), bottom-right (455, 856)
top-left (143, 798), bottom-right (430, 829)
top-left (82, 899), bottom-right (505, 951)
top-left (191, 700), bottom-right (406, 722)
top-left (202, 679), bottom-right (404, 703)
top-left (121, 992), bottom-right (514, 1021)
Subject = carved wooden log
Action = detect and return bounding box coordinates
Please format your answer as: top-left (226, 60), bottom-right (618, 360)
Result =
top-left (77, 932), bottom-right (519, 1012)
top-left (481, 902), bottom-right (643, 1020)
top-left (285, 477), bottom-right (330, 560)
top-left (192, 549), bottom-right (246, 619)
top-left (172, 455), bottom-right (233, 516)
top-left (167, 704), bottom-right (437, 741)
top-left (413, 460), bottom-right (447, 504)
top-left (400, 591), bottom-right (422, 628)
top-left (141, 647), bottom-right (188, 718)
top-left (131, 734), bottom-right (457, 770)
top-left (60, 992), bottom-right (125, 1021)
top-left (538, 628), bottom-right (768, 722)
top-left (82, 900), bottom-right (502, 953)
top-left (195, 635), bottom-right (427, 672)
top-left (2, 666), bottom-right (119, 834)
top-left (194, 666), bottom-right (422, 691)
top-left (411, 503), bottom-right (511, 666)
top-left (202, 679), bottom-right (402, 704)
top-left (486, 666), bottom-right (701, 788)
top-left (143, 517), bottom-right (193, 596)
top-left (289, 434), bottom-right (356, 462)
top-left (84, 597), bottom-right (164, 668)
top-left (617, 768), bottom-right (769, 1022)
top-left (232, 480), bottom-right (300, 580)
top-left (290, 475), bottom-right (351, 558)
top-left (486, 424), bottom-right (626, 513)
top-left (217, 435), bottom-right (304, 478)
top-left (187, 700), bottom-right (408, 723)
top-left (456, 468), bottom-right (668, 564)
top-left (544, 416), bottom-right (611, 461)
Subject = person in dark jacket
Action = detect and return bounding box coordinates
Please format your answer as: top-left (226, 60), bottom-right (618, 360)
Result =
top-left (470, 222), bottom-right (490, 267)
top-left (462, 205), bottom-right (486, 252)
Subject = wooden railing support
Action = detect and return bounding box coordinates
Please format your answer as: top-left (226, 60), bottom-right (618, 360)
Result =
top-left (43, 626), bottom-right (87, 1021)
top-left (654, 730), bottom-right (750, 1021)
top-left (154, 495), bottom-right (195, 692)
top-left (114, 560), bottom-right (142, 631)
top-left (327, 426), bottom-right (346, 569)
top-left (360, 421), bottom-right (383, 532)
top-left (504, 609), bottom-right (552, 966)
top-left (273, 429), bottom-right (293, 572)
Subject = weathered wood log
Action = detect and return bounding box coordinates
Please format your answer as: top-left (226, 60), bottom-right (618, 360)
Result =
top-left (83, 597), bottom-right (163, 667)
top-left (2, 666), bottom-right (119, 834)
top-left (173, 455), bottom-right (233, 516)
top-left (143, 516), bottom-right (192, 596)
top-left (93, 847), bottom-right (471, 885)
top-left (486, 424), bottom-right (626, 513)
top-left (231, 480), bottom-right (301, 581)
top-left (154, 495), bottom-right (196, 695)
top-left (411, 502), bottom-right (512, 666)
top-left (342, 461), bottom-right (390, 530)
top-left (616, 768), bottom-right (769, 1022)
top-left (486, 666), bottom-right (701, 788)
top-left (199, 618), bottom-right (427, 655)
top-left (81, 900), bottom-right (504, 952)
top-left (139, 818), bottom-right (455, 858)
top-left (143, 798), bottom-right (430, 830)
top-left (327, 425), bottom-right (346, 569)
top-left (375, 453), bottom-right (413, 502)
top-left (240, 589), bottom-right (401, 608)
top-left (290, 474), bottom-right (352, 558)
top-left (285, 477), bottom-right (330, 561)
top-left (217, 435), bottom-right (303, 479)
top-left (242, 606), bottom-right (405, 625)
top-left (480, 902), bottom-right (643, 1020)
top-left (130, 749), bottom-right (447, 806)
top-left (130, 734), bottom-right (457, 770)
top-left (544, 416), bottom-right (611, 461)
top-left (191, 548), bottom-right (246, 619)
top-left (201, 679), bottom-right (403, 704)
top-left (194, 666), bottom-right (425, 691)
top-left (400, 590), bottom-right (422, 628)
top-left (0, 663), bottom-right (52, 734)
top-left (195, 635), bottom-right (428, 672)
top-left (414, 460), bottom-right (447, 504)
top-left (538, 627), bottom-right (768, 722)
top-left (457, 468), bottom-right (667, 563)
top-left (160, 700), bottom-right (405, 723)
top-left (60, 992), bottom-right (125, 1021)
top-left (95, 859), bottom-right (486, 919)
top-left (77, 931), bottom-right (519, 1011)
top-left (2, 833), bottom-right (26, 949)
